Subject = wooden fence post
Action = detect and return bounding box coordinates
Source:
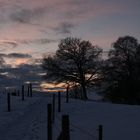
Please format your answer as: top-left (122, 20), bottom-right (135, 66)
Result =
top-left (47, 104), bottom-right (52, 140)
top-left (22, 85), bottom-right (24, 101)
top-left (27, 84), bottom-right (30, 97)
top-left (52, 94), bottom-right (55, 123)
top-left (7, 93), bottom-right (11, 112)
top-left (62, 115), bottom-right (70, 140)
top-left (30, 83), bottom-right (32, 97)
top-left (58, 91), bottom-right (61, 112)
top-left (66, 86), bottom-right (69, 103)
top-left (99, 125), bottom-right (103, 140)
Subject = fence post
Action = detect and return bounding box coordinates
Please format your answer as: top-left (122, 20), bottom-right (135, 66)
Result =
top-left (99, 125), bottom-right (103, 140)
top-left (7, 93), bottom-right (11, 112)
top-left (52, 94), bottom-right (55, 123)
top-left (22, 85), bottom-right (24, 101)
top-left (30, 83), bottom-right (32, 97)
top-left (66, 86), bottom-right (69, 103)
top-left (58, 91), bottom-right (61, 112)
top-left (47, 104), bottom-right (52, 140)
top-left (62, 115), bottom-right (70, 140)
top-left (27, 84), bottom-right (30, 97)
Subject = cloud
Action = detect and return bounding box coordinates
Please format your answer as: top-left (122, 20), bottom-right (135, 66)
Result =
top-left (17, 38), bottom-right (58, 44)
top-left (0, 41), bottom-right (18, 48)
top-left (0, 63), bottom-right (44, 88)
top-left (10, 7), bottom-right (47, 24)
top-left (0, 53), bottom-right (32, 58)
top-left (0, 38), bottom-right (57, 51)
top-left (8, 53), bottom-right (32, 58)
top-left (53, 22), bottom-right (75, 34)
top-left (0, 53), bottom-right (6, 57)
top-left (36, 38), bottom-right (58, 44)
top-left (0, 1), bottom-right (5, 8)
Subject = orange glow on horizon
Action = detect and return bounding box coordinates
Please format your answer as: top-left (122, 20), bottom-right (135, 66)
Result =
top-left (5, 58), bottom-right (30, 67)
top-left (40, 82), bottom-right (67, 91)
top-left (40, 81), bottom-right (79, 92)
top-left (15, 58), bottom-right (29, 65)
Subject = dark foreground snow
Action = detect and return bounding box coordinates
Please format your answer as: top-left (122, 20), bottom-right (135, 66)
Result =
top-left (0, 92), bottom-right (140, 140)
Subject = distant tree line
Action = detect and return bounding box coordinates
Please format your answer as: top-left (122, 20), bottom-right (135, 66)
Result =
top-left (42, 36), bottom-right (140, 104)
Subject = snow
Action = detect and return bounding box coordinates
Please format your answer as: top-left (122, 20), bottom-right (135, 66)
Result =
top-left (0, 91), bottom-right (140, 140)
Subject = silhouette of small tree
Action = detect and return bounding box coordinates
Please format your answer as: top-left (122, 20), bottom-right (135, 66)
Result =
top-left (42, 37), bottom-right (102, 99)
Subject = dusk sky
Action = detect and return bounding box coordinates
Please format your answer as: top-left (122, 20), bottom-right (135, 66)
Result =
top-left (0, 0), bottom-right (140, 66)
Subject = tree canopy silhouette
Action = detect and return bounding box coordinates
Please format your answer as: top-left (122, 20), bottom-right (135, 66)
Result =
top-left (42, 37), bottom-right (102, 99)
top-left (102, 36), bottom-right (140, 104)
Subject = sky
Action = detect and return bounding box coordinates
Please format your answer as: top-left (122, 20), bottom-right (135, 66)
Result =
top-left (0, 0), bottom-right (140, 67)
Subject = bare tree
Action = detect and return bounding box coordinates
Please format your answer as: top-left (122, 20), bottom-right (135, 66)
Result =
top-left (42, 37), bottom-right (102, 99)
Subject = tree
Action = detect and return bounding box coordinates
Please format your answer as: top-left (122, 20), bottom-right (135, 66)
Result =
top-left (102, 36), bottom-right (140, 104)
top-left (42, 37), bottom-right (102, 99)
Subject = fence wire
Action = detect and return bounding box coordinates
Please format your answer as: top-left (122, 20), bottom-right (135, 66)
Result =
top-left (53, 113), bottom-right (98, 140)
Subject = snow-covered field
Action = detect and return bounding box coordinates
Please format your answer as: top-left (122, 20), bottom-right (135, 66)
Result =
top-left (0, 91), bottom-right (140, 140)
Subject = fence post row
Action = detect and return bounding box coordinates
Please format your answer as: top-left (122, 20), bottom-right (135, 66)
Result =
top-left (47, 104), bottom-right (52, 140)
top-left (62, 115), bottom-right (70, 140)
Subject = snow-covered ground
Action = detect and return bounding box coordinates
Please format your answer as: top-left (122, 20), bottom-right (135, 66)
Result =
top-left (0, 91), bottom-right (140, 140)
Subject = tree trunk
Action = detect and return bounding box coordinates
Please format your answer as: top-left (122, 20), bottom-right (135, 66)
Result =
top-left (81, 83), bottom-right (88, 100)
top-left (78, 65), bottom-right (88, 100)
